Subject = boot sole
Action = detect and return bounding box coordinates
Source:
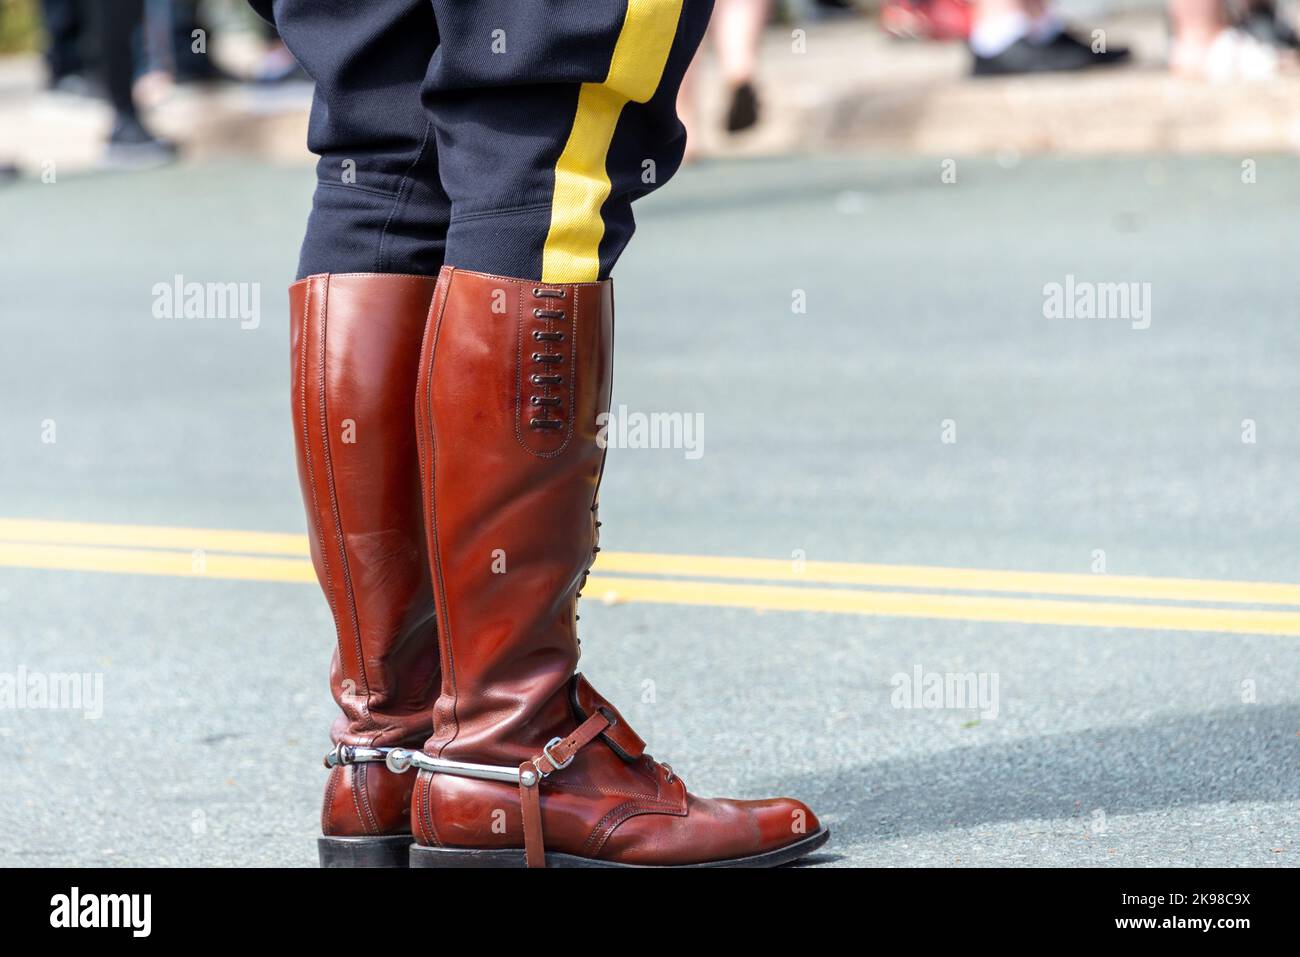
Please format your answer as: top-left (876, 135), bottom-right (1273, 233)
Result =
top-left (409, 826), bottom-right (829, 868)
top-left (318, 834), bottom-right (412, 868)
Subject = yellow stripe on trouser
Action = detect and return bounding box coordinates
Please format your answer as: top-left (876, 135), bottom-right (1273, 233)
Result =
top-left (541, 0), bottom-right (685, 283)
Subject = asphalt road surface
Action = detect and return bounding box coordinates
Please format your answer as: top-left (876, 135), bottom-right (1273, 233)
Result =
top-left (1, 154), bottom-right (1298, 867)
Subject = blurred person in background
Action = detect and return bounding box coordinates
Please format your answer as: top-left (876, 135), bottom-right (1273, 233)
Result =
top-left (678, 0), bottom-right (770, 157)
top-left (1169, 0), bottom-right (1299, 78)
top-left (889, 0), bottom-right (1298, 78)
top-left (33, 0), bottom-right (310, 170)
top-left (92, 0), bottom-right (177, 166)
top-left (880, 0), bottom-right (1130, 72)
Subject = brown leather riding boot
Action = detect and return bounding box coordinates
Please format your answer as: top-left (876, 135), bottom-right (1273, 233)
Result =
top-left (289, 273), bottom-right (442, 867)
top-left (394, 266), bottom-right (827, 867)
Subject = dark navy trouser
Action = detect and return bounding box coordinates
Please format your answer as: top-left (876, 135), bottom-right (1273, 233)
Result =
top-left (250, 1), bottom-right (712, 282)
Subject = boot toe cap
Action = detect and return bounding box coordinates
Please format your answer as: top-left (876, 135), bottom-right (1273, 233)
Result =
top-left (753, 796), bottom-right (821, 850)
top-left (596, 792), bottom-right (822, 865)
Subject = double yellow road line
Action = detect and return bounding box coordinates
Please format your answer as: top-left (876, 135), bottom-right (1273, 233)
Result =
top-left (1, 518), bottom-right (1299, 636)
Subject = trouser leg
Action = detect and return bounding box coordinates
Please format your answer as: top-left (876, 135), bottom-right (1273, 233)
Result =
top-left (423, 0), bottom-right (714, 281)
top-left (264, 0), bottom-right (451, 278)
top-left (94, 0), bottom-right (142, 120)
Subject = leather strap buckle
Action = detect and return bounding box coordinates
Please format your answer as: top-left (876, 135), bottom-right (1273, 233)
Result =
top-left (535, 737), bottom-right (574, 777)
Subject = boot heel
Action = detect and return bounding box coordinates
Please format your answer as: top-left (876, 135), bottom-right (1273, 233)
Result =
top-left (409, 844), bottom-right (529, 868)
top-left (318, 835), bottom-right (413, 868)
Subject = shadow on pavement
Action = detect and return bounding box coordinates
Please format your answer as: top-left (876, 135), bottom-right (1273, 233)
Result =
top-left (760, 705), bottom-right (1300, 846)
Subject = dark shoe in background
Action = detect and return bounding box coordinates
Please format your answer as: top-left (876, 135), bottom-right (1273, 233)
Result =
top-left (102, 116), bottom-right (179, 170)
top-left (724, 81), bottom-right (760, 133)
top-left (972, 30), bottom-right (1131, 76)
